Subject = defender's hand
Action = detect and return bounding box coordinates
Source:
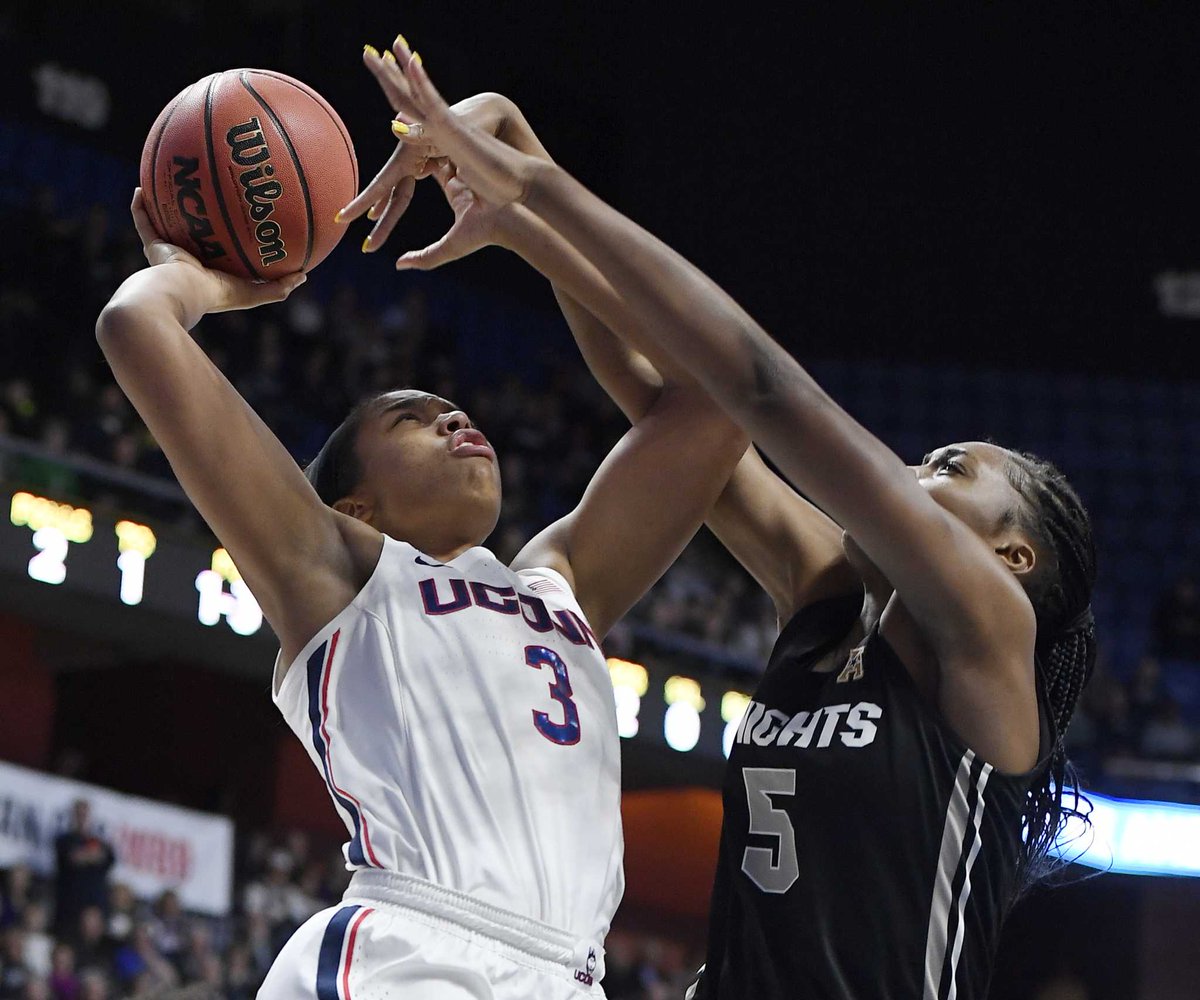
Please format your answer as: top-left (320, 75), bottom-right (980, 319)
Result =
top-left (393, 158), bottom-right (519, 271)
top-left (386, 40), bottom-right (545, 212)
top-left (335, 40), bottom-right (445, 252)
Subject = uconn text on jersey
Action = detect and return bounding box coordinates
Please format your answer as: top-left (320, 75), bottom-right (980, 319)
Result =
top-left (418, 577), bottom-right (600, 648)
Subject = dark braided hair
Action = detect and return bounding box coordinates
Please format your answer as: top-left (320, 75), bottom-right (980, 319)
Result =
top-left (1003, 450), bottom-right (1098, 892)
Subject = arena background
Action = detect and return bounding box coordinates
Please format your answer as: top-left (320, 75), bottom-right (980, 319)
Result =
top-left (2, 3), bottom-right (1199, 998)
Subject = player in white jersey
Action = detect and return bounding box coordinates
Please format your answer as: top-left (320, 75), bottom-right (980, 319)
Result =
top-left (96, 69), bottom-right (747, 997)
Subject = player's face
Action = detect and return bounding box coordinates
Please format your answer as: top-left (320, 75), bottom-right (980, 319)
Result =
top-left (351, 390), bottom-right (502, 552)
top-left (844, 441), bottom-right (1036, 589)
top-left (910, 441), bottom-right (1026, 542)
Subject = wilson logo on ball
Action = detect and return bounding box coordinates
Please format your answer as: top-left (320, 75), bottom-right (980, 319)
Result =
top-left (171, 156), bottom-right (228, 263)
top-left (226, 116), bottom-right (287, 267)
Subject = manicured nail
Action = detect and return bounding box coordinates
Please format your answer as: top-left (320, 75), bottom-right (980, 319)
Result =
top-left (334, 209), bottom-right (345, 224)
top-left (394, 34), bottom-right (409, 51)
top-left (364, 44), bottom-right (380, 58)
top-left (382, 50), bottom-right (396, 64)
top-left (362, 236), bottom-right (372, 252)
top-left (366, 204), bottom-right (380, 221)
top-left (411, 51), bottom-right (423, 66)
top-left (391, 120), bottom-right (410, 137)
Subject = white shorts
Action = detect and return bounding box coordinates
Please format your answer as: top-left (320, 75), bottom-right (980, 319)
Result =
top-left (257, 870), bottom-right (607, 1000)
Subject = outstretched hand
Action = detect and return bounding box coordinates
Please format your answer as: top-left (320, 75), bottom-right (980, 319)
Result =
top-left (130, 188), bottom-right (304, 315)
top-left (334, 38), bottom-right (446, 252)
top-left (338, 35), bottom-right (550, 271)
top-left (389, 40), bottom-right (544, 211)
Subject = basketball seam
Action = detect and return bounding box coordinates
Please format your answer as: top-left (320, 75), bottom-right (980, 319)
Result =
top-left (239, 72), bottom-right (315, 271)
top-left (204, 73), bottom-right (262, 280)
top-left (148, 86), bottom-right (192, 241)
top-left (253, 70), bottom-right (358, 193)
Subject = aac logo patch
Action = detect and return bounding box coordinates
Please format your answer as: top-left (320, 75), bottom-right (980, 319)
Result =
top-left (836, 645), bottom-right (865, 683)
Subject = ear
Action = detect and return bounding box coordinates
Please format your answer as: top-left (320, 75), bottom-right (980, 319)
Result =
top-left (332, 495), bottom-right (373, 523)
top-left (995, 538), bottom-right (1036, 578)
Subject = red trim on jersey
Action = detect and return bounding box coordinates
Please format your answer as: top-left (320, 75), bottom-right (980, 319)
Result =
top-left (318, 630), bottom-right (382, 867)
top-left (341, 906), bottom-right (372, 999)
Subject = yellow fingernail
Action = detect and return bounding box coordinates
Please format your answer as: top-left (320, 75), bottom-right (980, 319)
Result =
top-left (334, 210), bottom-right (345, 224)
top-left (412, 51), bottom-right (423, 66)
top-left (382, 50), bottom-right (396, 64)
top-left (364, 44), bottom-right (380, 58)
top-left (395, 34), bottom-right (409, 51)
top-left (366, 205), bottom-right (379, 221)
top-left (362, 236), bottom-right (372, 252)
top-left (391, 120), bottom-right (410, 137)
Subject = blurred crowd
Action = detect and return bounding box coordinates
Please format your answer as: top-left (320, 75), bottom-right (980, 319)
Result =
top-left (4, 191), bottom-right (1200, 768)
top-left (0, 801), bottom-right (704, 1000)
top-left (0, 188), bottom-right (780, 673)
top-left (4, 184), bottom-right (1200, 766)
top-left (3, 805), bottom-right (1106, 1000)
top-left (1065, 572), bottom-right (1200, 770)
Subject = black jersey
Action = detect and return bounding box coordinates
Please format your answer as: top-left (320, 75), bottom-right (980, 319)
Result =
top-left (698, 595), bottom-right (1040, 1000)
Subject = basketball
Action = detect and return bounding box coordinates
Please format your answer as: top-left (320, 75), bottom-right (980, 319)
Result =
top-left (139, 69), bottom-right (357, 280)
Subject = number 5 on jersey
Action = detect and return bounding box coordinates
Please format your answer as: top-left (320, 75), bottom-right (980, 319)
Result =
top-left (526, 645), bottom-right (581, 746)
top-left (742, 767), bottom-right (799, 894)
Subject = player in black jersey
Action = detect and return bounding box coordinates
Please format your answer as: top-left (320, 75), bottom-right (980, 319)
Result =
top-left (375, 49), bottom-right (1099, 1000)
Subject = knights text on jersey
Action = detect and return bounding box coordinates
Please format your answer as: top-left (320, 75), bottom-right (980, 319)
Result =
top-left (699, 595), bottom-right (1039, 1000)
top-left (271, 537), bottom-right (623, 973)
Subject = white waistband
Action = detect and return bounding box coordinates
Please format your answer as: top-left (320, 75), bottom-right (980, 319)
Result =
top-left (345, 869), bottom-right (591, 973)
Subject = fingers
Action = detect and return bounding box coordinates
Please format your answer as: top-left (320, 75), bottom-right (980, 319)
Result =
top-left (223, 270), bottom-right (307, 311)
top-left (337, 144), bottom-right (410, 223)
top-left (130, 188), bottom-right (165, 253)
top-left (394, 228), bottom-right (467, 272)
top-left (363, 176), bottom-right (416, 252)
top-left (362, 42), bottom-right (421, 119)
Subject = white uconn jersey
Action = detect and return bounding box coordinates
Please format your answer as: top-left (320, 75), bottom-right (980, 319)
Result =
top-left (272, 536), bottom-right (623, 960)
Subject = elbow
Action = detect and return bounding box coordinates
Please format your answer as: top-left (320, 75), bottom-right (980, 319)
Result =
top-left (95, 301), bottom-right (129, 351)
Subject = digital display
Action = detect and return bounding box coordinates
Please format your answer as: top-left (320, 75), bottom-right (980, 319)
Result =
top-left (4, 490), bottom-right (265, 640)
top-left (4, 490), bottom-right (757, 758)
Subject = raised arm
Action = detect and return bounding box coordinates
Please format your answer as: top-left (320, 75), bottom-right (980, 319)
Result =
top-left (337, 59), bottom-right (748, 636)
top-left (389, 49), bottom-right (1036, 674)
top-left (551, 291), bottom-right (858, 622)
top-left (96, 194), bottom-right (378, 664)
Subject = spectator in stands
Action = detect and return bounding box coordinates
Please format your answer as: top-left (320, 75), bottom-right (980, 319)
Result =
top-left (74, 968), bottom-right (108, 1000)
top-left (52, 803), bottom-right (114, 941)
top-left (18, 905), bottom-right (51, 981)
top-left (0, 927), bottom-right (32, 999)
top-left (241, 848), bottom-right (317, 953)
top-left (47, 942), bottom-right (78, 1000)
top-left (145, 893), bottom-right (187, 975)
top-left (1152, 572), bottom-right (1200, 661)
top-left (0, 866), bottom-right (40, 931)
top-left (179, 922), bottom-right (217, 985)
top-left (68, 909), bottom-right (110, 975)
top-left (111, 923), bottom-right (176, 995)
top-left (103, 886), bottom-right (135, 949)
top-left (223, 943), bottom-right (258, 1000)
top-left (21, 978), bottom-right (51, 1000)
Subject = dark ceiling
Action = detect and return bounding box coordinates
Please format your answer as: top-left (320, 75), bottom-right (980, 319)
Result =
top-left (7, 3), bottom-right (1200, 378)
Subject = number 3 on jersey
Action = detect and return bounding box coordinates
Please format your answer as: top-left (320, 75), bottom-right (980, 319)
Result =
top-left (742, 767), bottom-right (799, 894)
top-left (526, 645), bottom-right (581, 746)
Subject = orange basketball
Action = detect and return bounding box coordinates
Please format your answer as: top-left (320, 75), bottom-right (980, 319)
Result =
top-left (139, 69), bottom-right (357, 280)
